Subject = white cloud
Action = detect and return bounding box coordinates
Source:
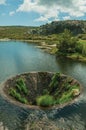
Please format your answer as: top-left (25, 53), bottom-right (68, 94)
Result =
top-left (9, 11), bottom-right (15, 16)
top-left (0, 0), bottom-right (6, 5)
top-left (17, 0), bottom-right (47, 14)
top-left (35, 16), bottom-right (48, 22)
top-left (63, 16), bottom-right (71, 20)
top-left (17, 0), bottom-right (86, 22)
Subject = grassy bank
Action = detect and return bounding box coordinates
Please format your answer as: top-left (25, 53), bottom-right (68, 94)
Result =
top-left (0, 26), bottom-right (86, 61)
top-left (67, 53), bottom-right (86, 62)
top-left (65, 39), bottom-right (86, 62)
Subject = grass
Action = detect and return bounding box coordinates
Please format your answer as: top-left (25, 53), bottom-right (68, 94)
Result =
top-left (42, 89), bottom-right (49, 95)
top-left (36, 95), bottom-right (54, 107)
top-left (67, 53), bottom-right (86, 62)
top-left (8, 73), bottom-right (80, 107)
top-left (58, 38), bottom-right (86, 61)
top-left (58, 92), bottom-right (72, 104)
top-left (49, 73), bottom-right (60, 91)
top-left (56, 85), bottom-right (80, 104)
top-left (9, 77), bottom-right (29, 104)
top-left (36, 74), bottom-right (80, 107)
top-left (36, 85), bottom-right (80, 106)
top-left (79, 39), bottom-right (86, 44)
top-left (9, 88), bottom-right (28, 104)
top-left (16, 78), bottom-right (28, 95)
top-left (49, 73), bottom-right (80, 105)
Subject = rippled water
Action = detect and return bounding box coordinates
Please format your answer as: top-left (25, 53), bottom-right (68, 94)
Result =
top-left (0, 41), bottom-right (86, 130)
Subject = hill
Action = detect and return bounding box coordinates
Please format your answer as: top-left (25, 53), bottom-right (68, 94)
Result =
top-left (0, 26), bottom-right (38, 40)
top-left (36, 20), bottom-right (86, 36)
top-left (0, 20), bottom-right (86, 41)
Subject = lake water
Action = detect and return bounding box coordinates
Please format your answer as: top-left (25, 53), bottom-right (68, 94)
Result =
top-left (0, 41), bottom-right (86, 130)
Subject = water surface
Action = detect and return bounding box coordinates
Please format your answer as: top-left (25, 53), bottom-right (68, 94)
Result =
top-left (0, 41), bottom-right (86, 130)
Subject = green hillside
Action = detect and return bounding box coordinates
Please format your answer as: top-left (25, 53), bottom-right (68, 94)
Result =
top-left (37, 20), bottom-right (86, 36)
top-left (0, 26), bottom-right (38, 40)
top-left (0, 20), bottom-right (86, 41)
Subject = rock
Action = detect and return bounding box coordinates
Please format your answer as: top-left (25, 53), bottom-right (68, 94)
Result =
top-left (72, 89), bottom-right (80, 96)
top-left (0, 122), bottom-right (8, 130)
top-left (26, 117), bottom-right (59, 130)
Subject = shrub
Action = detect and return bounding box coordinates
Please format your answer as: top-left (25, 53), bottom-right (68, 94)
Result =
top-left (58, 91), bottom-right (73, 104)
top-left (9, 88), bottom-right (17, 97)
top-left (42, 89), bottom-right (49, 95)
top-left (9, 88), bottom-right (28, 104)
top-left (15, 93), bottom-right (21, 100)
top-left (49, 73), bottom-right (60, 91)
top-left (82, 43), bottom-right (86, 56)
top-left (20, 97), bottom-right (28, 104)
top-left (37, 95), bottom-right (54, 107)
top-left (16, 78), bottom-right (28, 95)
top-left (75, 42), bottom-right (82, 53)
top-left (57, 29), bottom-right (78, 54)
top-left (16, 84), bottom-right (22, 92)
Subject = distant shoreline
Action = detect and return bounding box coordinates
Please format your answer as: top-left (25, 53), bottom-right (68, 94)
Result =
top-left (0, 38), bottom-right (11, 41)
top-left (1, 38), bottom-right (86, 62)
top-left (0, 38), bottom-right (56, 54)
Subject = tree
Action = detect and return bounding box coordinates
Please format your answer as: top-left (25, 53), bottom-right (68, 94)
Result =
top-left (57, 29), bottom-right (78, 55)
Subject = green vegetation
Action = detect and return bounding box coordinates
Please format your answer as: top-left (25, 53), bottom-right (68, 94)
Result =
top-left (42, 89), bottom-right (49, 95)
top-left (0, 20), bottom-right (86, 39)
top-left (16, 78), bottom-right (28, 95)
top-left (49, 73), bottom-right (80, 105)
top-left (57, 29), bottom-right (78, 55)
top-left (56, 85), bottom-right (79, 104)
top-left (81, 43), bottom-right (86, 56)
top-left (36, 95), bottom-right (54, 107)
top-left (36, 73), bottom-right (80, 107)
top-left (9, 88), bottom-right (28, 104)
top-left (9, 77), bottom-right (28, 104)
top-left (55, 29), bottom-right (86, 62)
top-left (58, 91), bottom-right (73, 104)
top-left (0, 20), bottom-right (86, 61)
top-left (35, 20), bottom-right (86, 35)
top-left (49, 72), bottom-right (60, 92)
top-left (8, 72), bottom-right (80, 107)
top-left (0, 26), bottom-right (37, 40)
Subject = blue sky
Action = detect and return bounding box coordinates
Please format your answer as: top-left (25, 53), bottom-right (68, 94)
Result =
top-left (0, 0), bottom-right (86, 26)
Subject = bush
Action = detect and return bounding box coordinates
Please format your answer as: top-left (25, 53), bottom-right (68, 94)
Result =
top-left (81, 43), bottom-right (86, 56)
top-left (75, 42), bottom-right (82, 53)
top-left (49, 73), bottom-right (60, 92)
top-left (37, 95), bottom-right (54, 107)
top-left (9, 88), bottom-right (28, 104)
top-left (42, 89), bottom-right (49, 95)
top-left (16, 78), bottom-right (28, 95)
top-left (58, 91), bottom-right (73, 104)
top-left (20, 97), bottom-right (28, 104)
top-left (15, 93), bottom-right (21, 100)
top-left (16, 84), bottom-right (22, 92)
top-left (57, 29), bottom-right (78, 54)
top-left (9, 88), bottom-right (17, 97)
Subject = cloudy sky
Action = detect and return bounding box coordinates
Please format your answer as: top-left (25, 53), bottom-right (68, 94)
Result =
top-left (0, 0), bottom-right (86, 26)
